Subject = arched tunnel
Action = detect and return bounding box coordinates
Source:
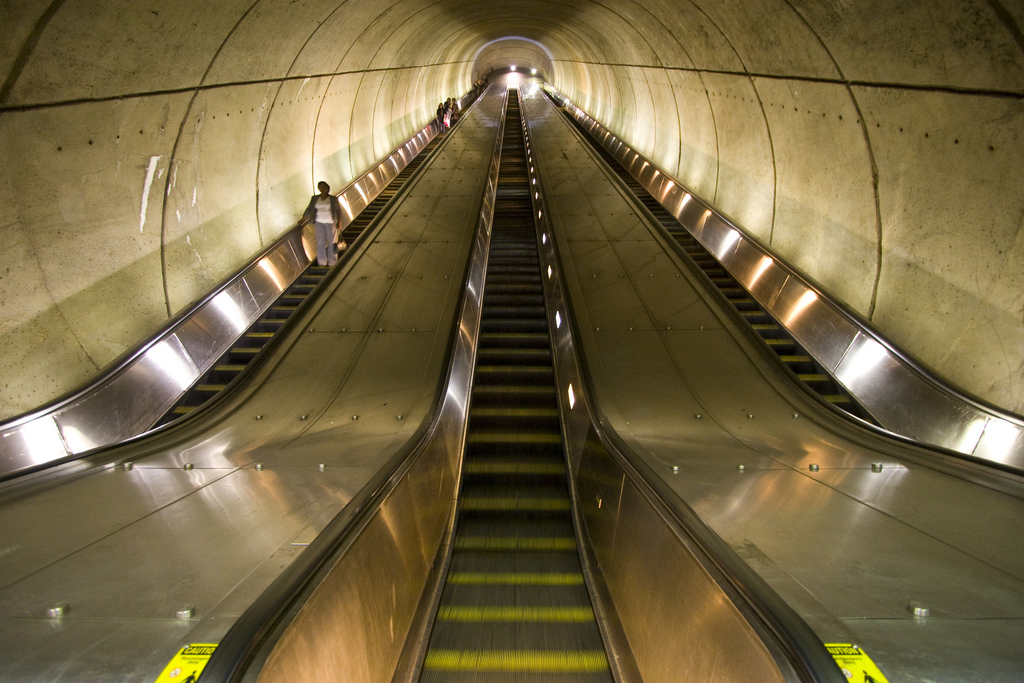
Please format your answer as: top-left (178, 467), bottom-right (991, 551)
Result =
top-left (1, 2), bottom-right (1024, 682)
top-left (2, 0), bottom-right (1021, 420)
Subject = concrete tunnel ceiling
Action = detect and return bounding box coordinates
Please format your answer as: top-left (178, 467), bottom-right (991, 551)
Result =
top-left (1, 0), bottom-right (1022, 422)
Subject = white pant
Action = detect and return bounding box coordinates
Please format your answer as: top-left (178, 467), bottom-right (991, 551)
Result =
top-left (315, 222), bottom-right (337, 266)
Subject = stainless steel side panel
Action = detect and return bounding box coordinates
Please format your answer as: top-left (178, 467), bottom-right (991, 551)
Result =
top-left (835, 333), bottom-right (987, 452)
top-left (772, 278), bottom-right (860, 373)
top-left (520, 91), bottom-right (808, 683)
top-left (54, 335), bottom-right (199, 454)
top-left (249, 89), bottom-right (506, 683)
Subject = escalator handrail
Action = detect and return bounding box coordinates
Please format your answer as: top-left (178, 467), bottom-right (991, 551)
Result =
top-left (521, 92), bottom-right (847, 683)
top-left (198, 84), bottom-right (506, 683)
top-left (545, 85), bottom-right (1024, 473)
top-left (0, 93), bottom-right (479, 481)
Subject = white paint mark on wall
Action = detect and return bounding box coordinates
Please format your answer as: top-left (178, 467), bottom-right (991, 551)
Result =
top-left (192, 187), bottom-right (197, 207)
top-left (139, 155), bottom-right (162, 232)
top-left (176, 209), bottom-right (182, 223)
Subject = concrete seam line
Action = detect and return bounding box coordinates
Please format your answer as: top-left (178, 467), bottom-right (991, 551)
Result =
top-left (778, 0), bottom-right (884, 319)
top-left (619, 0), bottom-right (717, 203)
top-left (551, 60), bottom-right (1024, 100)
top-left (0, 62), bottom-right (475, 114)
top-left (674, 0), bottom-right (761, 207)
top-left (0, 0), bottom-right (69, 105)
top-left (157, 0), bottom-right (263, 318)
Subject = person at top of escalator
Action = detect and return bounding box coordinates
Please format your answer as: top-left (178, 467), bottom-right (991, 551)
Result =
top-left (303, 181), bottom-right (343, 267)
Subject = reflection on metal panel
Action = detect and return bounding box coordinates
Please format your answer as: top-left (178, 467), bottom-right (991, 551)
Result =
top-left (974, 418), bottom-right (1024, 466)
top-left (0, 416), bottom-right (67, 470)
top-left (773, 279), bottom-right (859, 372)
top-left (551, 88), bottom-right (1024, 471)
top-left (835, 333), bottom-right (987, 452)
top-left (55, 335), bottom-right (199, 454)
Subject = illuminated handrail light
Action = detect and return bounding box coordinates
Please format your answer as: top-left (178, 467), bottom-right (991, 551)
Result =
top-left (213, 290), bottom-right (250, 333)
top-left (145, 338), bottom-right (199, 392)
top-left (16, 416), bottom-right (67, 465)
top-left (555, 311), bottom-right (562, 328)
top-left (785, 289), bottom-right (820, 327)
top-left (258, 257), bottom-right (285, 291)
top-left (748, 256), bottom-right (774, 288)
top-left (61, 425), bottom-right (96, 455)
top-left (567, 384), bottom-right (576, 409)
top-left (715, 228), bottom-right (741, 260)
top-left (977, 418), bottom-right (1024, 463)
top-left (661, 179), bottom-right (675, 202)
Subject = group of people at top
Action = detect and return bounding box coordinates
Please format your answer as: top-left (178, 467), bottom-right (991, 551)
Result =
top-left (435, 77), bottom-right (489, 135)
top-left (306, 77), bottom-right (493, 267)
top-left (436, 98), bottom-right (458, 132)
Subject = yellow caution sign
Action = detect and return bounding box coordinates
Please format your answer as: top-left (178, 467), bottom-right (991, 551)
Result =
top-left (825, 643), bottom-right (889, 682)
top-left (154, 644), bottom-right (217, 682)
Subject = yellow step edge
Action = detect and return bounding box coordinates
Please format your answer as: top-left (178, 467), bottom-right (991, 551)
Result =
top-left (448, 572), bottom-right (583, 585)
top-left (437, 606), bottom-right (594, 622)
top-left (455, 536), bottom-right (576, 551)
top-left (461, 497), bottom-right (569, 511)
top-left (423, 649), bottom-right (608, 673)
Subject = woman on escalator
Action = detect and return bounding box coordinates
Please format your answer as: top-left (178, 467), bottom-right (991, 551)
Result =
top-left (303, 181), bottom-right (343, 267)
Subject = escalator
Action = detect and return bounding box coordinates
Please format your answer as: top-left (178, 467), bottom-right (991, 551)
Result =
top-left (200, 88), bottom-right (839, 683)
top-left (554, 102), bottom-right (875, 425)
top-left (418, 89), bottom-right (613, 681)
top-left (156, 127), bottom-right (449, 427)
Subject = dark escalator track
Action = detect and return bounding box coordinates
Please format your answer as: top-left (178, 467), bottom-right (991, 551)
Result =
top-left (155, 128), bottom-right (447, 428)
top-left (419, 90), bottom-right (613, 683)
top-left (554, 101), bottom-right (876, 424)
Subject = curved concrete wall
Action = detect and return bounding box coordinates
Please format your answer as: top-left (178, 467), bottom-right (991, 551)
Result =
top-left (550, 0), bottom-right (1024, 415)
top-left (1, 0), bottom-right (1022, 419)
top-left (0, 0), bottom-right (475, 419)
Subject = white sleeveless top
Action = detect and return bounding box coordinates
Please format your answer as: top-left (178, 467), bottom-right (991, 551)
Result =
top-left (315, 197), bottom-right (333, 223)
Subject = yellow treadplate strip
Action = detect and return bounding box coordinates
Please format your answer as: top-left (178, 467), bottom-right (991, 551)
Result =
top-left (461, 497), bottom-right (569, 511)
top-left (456, 536), bottom-right (576, 551)
top-left (424, 649), bottom-right (608, 672)
top-left (437, 606), bottom-right (594, 622)
top-left (448, 572), bottom-right (583, 585)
